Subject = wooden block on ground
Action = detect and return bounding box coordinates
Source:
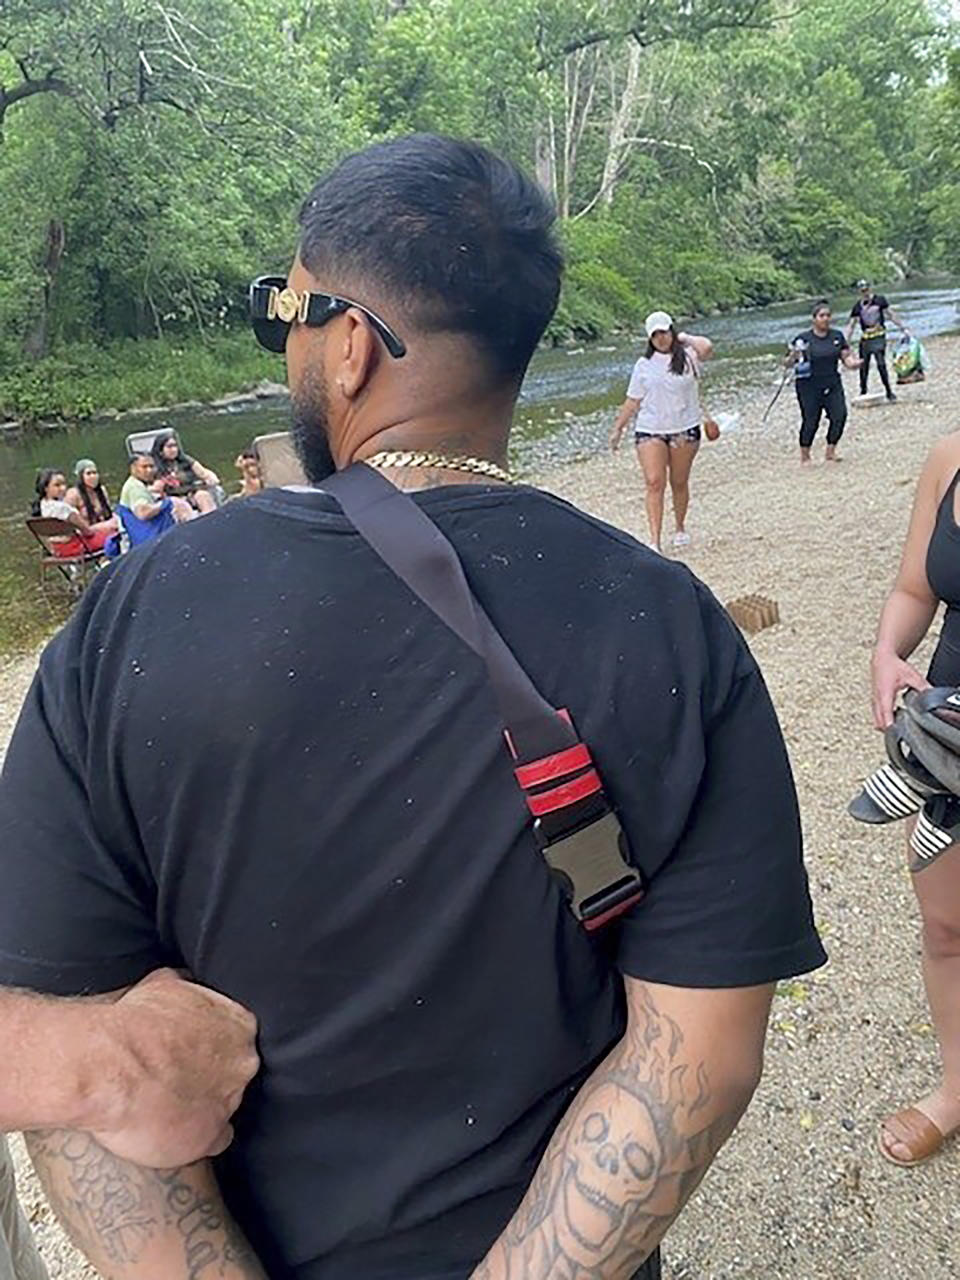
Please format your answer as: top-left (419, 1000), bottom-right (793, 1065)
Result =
top-left (726, 594), bottom-right (780, 634)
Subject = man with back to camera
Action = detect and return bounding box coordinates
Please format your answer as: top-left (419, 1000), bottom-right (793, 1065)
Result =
top-left (846, 278), bottom-right (910, 402)
top-left (0, 134), bottom-right (825, 1279)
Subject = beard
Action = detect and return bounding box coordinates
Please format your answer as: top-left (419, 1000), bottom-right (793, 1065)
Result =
top-left (290, 365), bottom-right (336, 484)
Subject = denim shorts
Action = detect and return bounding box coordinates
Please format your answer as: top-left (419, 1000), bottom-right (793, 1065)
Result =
top-left (635, 426), bottom-right (701, 448)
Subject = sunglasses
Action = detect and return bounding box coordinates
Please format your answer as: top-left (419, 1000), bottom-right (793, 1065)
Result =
top-left (248, 276), bottom-right (407, 358)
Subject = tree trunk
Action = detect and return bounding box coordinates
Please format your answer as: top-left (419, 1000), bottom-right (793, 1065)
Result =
top-left (22, 219), bottom-right (65, 361)
top-left (600, 40), bottom-right (643, 208)
top-left (534, 113), bottom-right (557, 203)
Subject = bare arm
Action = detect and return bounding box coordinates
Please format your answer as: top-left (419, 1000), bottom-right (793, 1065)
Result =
top-left (609, 398), bottom-right (641, 452)
top-left (193, 460), bottom-right (220, 486)
top-left (472, 978), bottom-right (772, 1280)
top-left (0, 989), bottom-right (113, 1132)
top-left (887, 307), bottom-right (909, 333)
top-left (64, 506), bottom-right (92, 534)
top-left (841, 347), bottom-right (862, 370)
top-left (26, 1131), bottom-right (265, 1280)
top-left (133, 497), bottom-right (167, 521)
top-left (677, 332), bottom-right (713, 361)
top-left (871, 440), bottom-right (953, 726)
top-left (0, 972), bottom-right (258, 1168)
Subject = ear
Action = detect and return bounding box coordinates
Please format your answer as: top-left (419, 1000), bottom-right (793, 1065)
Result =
top-left (334, 308), bottom-right (379, 399)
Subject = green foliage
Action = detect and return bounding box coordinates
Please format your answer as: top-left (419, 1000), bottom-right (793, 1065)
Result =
top-left (0, 335), bottom-right (277, 424)
top-left (0, 0), bottom-right (955, 376)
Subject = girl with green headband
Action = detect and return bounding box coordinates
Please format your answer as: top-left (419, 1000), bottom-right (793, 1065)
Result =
top-left (66, 458), bottom-right (119, 539)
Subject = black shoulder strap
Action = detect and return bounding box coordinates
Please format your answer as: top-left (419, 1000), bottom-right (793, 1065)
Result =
top-left (322, 464), bottom-right (575, 762)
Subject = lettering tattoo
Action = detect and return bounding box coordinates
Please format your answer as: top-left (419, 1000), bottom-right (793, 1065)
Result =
top-left (25, 1130), bottom-right (263, 1279)
top-left (472, 985), bottom-right (749, 1280)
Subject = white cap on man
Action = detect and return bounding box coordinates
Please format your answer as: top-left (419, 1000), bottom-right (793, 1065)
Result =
top-left (645, 310), bottom-right (674, 337)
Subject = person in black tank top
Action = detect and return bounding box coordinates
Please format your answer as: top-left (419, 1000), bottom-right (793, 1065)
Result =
top-left (870, 437), bottom-right (960, 1167)
top-left (925, 470), bottom-right (960, 686)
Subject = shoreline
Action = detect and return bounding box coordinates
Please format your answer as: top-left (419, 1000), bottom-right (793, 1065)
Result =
top-left (3, 334), bottom-right (960, 1279)
top-left (3, 273), bottom-right (947, 436)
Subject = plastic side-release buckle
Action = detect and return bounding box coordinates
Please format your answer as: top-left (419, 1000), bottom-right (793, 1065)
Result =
top-left (507, 714), bottom-right (645, 930)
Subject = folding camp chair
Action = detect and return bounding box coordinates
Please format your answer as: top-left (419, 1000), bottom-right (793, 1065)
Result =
top-left (125, 428), bottom-right (227, 506)
top-left (25, 517), bottom-right (104, 595)
top-left (125, 428), bottom-right (165, 458)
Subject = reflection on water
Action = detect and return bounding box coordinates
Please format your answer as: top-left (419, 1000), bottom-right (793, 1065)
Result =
top-left (1, 278), bottom-right (956, 641)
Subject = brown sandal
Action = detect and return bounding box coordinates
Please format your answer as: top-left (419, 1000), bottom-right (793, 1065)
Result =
top-left (878, 1107), bottom-right (947, 1167)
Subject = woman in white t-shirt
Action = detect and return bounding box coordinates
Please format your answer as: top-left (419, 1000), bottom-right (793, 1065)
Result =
top-left (610, 310), bottom-right (715, 553)
top-left (31, 467), bottom-right (113, 558)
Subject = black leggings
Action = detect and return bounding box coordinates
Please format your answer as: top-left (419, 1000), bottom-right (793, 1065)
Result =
top-left (859, 339), bottom-right (892, 396)
top-left (796, 379), bottom-right (847, 448)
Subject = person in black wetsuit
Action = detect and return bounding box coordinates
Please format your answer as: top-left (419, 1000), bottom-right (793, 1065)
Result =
top-left (871, 432), bottom-right (960, 1168)
top-left (789, 299), bottom-right (862, 464)
top-left (845, 279), bottom-right (910, 402)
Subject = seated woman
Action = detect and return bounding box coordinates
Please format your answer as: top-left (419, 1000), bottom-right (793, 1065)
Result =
top-left (31, 467), bottom-right (113, 557)
top-left (65, 458), bottom-right (120, 540)
top-left (150, 427), bottom-right (220, 515)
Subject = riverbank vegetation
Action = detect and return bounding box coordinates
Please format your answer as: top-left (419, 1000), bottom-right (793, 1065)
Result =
top-left (1, 0), bottom-right (957, 422)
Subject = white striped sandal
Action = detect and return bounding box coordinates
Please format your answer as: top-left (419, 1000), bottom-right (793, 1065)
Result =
top-left (910, 794), bottom-right (960, 873)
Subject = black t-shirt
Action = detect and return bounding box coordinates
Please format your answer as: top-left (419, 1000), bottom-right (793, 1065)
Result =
top-left (850, 294), bottom-right (890, 335)
top-left (793, 327), bottom-right (849, 383)
top-left (0, 484), bottom-right (825, 1280)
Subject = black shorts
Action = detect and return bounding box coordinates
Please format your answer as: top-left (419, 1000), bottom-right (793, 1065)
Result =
top-left (635, 426), bottom-right (701, 448)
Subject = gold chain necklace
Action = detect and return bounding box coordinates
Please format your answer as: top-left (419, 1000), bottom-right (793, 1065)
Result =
top-left (364, 450), bottom-right (514, 485)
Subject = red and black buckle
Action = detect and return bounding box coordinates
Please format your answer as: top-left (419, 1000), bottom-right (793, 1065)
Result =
top-left (507, 716), bottom-right (645, 931)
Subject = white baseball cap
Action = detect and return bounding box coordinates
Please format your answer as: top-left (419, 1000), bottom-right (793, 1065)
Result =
top-left (645, 310), bottom-right (674, 337)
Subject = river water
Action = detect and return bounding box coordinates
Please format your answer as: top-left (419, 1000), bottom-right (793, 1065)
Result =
top-left (1, 278), bottom-right (956, 630)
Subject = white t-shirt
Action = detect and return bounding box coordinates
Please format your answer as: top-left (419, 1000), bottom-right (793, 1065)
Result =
top-left (39, 497), bottom-right (79, 543)
top-left (627, 348), bottom-right (702, 434)
top-left (40, 497), bottom-right (77, 521)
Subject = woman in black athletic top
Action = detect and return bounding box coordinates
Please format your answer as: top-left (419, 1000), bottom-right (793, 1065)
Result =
top-left (871, 434), bottom-right (960, 1167)
top-left (789, 299), bottom-right (862, 465)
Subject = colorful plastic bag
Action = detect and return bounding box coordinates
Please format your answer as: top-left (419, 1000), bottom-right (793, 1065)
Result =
top-left (893, 335), bottom-right (929, 384)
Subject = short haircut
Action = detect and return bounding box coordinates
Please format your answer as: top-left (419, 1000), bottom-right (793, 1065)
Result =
top-left (298, 134), bottom-right (563, 381)
top-left (130, 452), bottom-right (151, 466)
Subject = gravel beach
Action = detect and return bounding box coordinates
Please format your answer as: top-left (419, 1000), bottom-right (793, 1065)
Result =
top-left (4, 334), bottom-right (960, 1279)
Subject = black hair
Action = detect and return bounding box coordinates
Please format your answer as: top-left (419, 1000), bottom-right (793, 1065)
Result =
top-left (130, 451), bottom-right (152, 467)
top-left (298, 134), bottom-right (563, 382)
top-left (75, 465), bottom-right (113, 524)
top-left (151, 428), bottom-right (187, 474)
top-left (31, 467), bottom-right (63, 516)
top-left (644, 325), bottom-right (690, 376)
top-left (812, 298), bottom-right (832, 317)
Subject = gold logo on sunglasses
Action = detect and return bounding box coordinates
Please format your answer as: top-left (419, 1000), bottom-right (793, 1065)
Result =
top-left (273, 287), bottom-right (301, 324)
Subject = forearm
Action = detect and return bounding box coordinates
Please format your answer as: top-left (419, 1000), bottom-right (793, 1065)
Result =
top-left (612, 401), bottom-right (638, 436)
top-left (678, 333), bottom-right (712, 360)
top-left (876, 587), bottom-right (938, 661)
top-left (133, 501), bottom-right (164, 520)
top-left (25, 1131), bottom-right (265, 1280)
top-left (472, 984), bottom-right (761, 1280)
top-left (0, 989), bottom-right (117, 1132)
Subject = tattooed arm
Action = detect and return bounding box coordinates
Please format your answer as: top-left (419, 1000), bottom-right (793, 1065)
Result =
top-left (472, 978), bottom-right (773, 1280)
top-left (25, 1132), bottom-right (266, 1280)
